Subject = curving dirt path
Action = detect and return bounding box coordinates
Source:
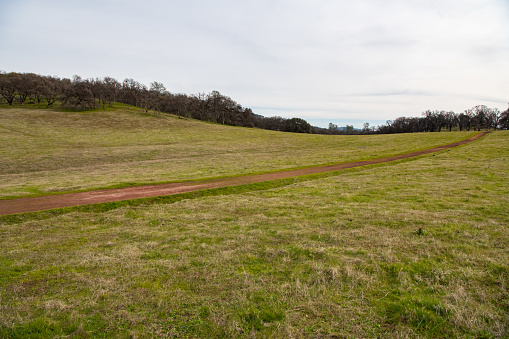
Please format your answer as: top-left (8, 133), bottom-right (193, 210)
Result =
top-left (0, 132), bottom-right (490, 216)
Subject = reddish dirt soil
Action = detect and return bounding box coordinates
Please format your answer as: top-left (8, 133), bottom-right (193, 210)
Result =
top-left (0, 132), bottom-right (489, 216)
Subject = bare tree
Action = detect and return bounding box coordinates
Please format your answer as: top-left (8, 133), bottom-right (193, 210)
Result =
top-left (147, 81), bottom-right (168, 113)
top-left (499, 106), bottom-right (509, 130)
top-left (0, 72), bottom-right (18, 105)
top-left (102, 77), bottom-right (120, 107)
top-left (121, 78), bottom-right (143, 108)
top-left (61, 75), bottom-right (95, 109)
top-left (29, 74), bottom-right (46, 108)
top-left (443, 111), bottom-right (458, 131)
top-left (16, 73), bottom-right (34, 106)
top-left (42, 76), bottom-right (63, 107)
top-left (458, 113), bottom-right (471, 131)
top-left (174, 93), bottom-right (190, 118)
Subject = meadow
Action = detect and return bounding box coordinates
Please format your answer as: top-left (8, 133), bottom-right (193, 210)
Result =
top-left (0, 106), bottom-right (507, 338)
top-left (0, 106), bottom-right (477, 199)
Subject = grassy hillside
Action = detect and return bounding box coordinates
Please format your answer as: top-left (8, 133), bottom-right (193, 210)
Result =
top-left (0, 106), bottom-right (507, 337)
top-left (0, 106), bottom-right (477, 199)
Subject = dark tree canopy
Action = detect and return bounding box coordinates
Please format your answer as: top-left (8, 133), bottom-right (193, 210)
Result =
top-left (499, 108), bottom-right (509, 130)
top-left (284, 118), bottom-right (312, 133)
top-left (0, 72), bottom-right (18, 106)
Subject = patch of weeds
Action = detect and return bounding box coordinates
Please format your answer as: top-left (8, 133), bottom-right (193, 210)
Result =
top-left (124, 210), bottom-right (141, 219)
top-left (191, 235), bottom-right (223, 245)
top-left (488, 263), bottom-right (509, 279)
top-left (343, 249), bottom-right (366, 257)
top-left (381, 263), bottom-right (403, 284)
top-left (380, 295), bottom-right (451, 336)
top-left (134, 280), bottom-right (164, 292)
top-left (140, 251), bottom-right (164, 260)
top-left (309, 232), bottom-right (334, 244)
top-left (0, 258), bottom-right (32, 283)
top-left (287, 245), bottom-right (326, 261)
top-left (381, 260), bottom-right (442, 286)
top-left (198, 306), bottom-right (210, 319)
top-left (0, 318), bottom-right (63, 339)
top-left (82, 312), bottom-right (111, 336)
top-left (164, 309), bottom-right (208, 336)
top-left (240, 306), bottom-right (285, 332)
top-left (148, 219), bottom-right (161, 227)
top-left (240, 255), bottom-right (271, 275)
top-left (190, 259), bottom-right (206, 268)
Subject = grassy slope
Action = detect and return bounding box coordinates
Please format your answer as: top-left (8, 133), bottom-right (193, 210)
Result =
top-left (0, 106), bottom-right (507, 337)
top-left (0, 106), bottom-right (477, 199)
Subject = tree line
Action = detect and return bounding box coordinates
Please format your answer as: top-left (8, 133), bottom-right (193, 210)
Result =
top-left (1, 71), bottom-right (507, 133)
top-left (373, 107), bottom-right (508, 134)
top-left (0, 71), bottom-right (313, 133)
top-left (318, 106), bottom-right (508, 135)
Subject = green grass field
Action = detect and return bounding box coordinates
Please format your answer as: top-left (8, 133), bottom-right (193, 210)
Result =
top-left (0, 106), bottom-right (477, 199)
top-left (0, 107), bottom-right (507, 338)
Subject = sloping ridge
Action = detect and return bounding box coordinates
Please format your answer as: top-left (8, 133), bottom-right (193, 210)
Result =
top-left (0, 132), bottom-right (490, 215)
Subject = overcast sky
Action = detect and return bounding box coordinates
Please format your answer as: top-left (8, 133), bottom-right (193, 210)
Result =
top-left (1, 0), bottom-right (508, 127)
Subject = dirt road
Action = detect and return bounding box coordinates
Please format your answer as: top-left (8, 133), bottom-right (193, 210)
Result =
top-left (0, 132), bottom-right (489, 215)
